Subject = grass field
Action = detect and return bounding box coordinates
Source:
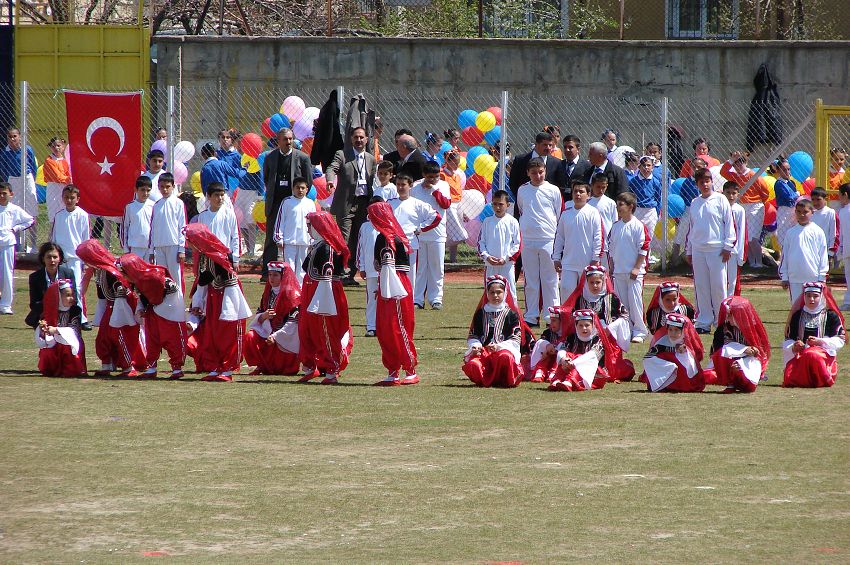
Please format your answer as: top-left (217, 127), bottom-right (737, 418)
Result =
top-left (1, 270), bottom-right (849, 563)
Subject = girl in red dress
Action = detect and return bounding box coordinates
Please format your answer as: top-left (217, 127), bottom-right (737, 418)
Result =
top-left (640, 312), bottom-right (705, 392)
top-left (548, 309), bottom-right (615, 391)
top-left (35, 279), bottom-right (87, 377)
top-left (703, 296), bottom-right (770, 393)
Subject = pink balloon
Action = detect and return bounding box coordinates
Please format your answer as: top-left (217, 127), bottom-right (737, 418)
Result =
top-left (282, 96), bottom-right (306, 122)
top-left (64, 145), bottom-right (72, 175)
top-left (172, 161), bottom-right (188, 184)
top-left (465, 218), bottom-right (482, 247)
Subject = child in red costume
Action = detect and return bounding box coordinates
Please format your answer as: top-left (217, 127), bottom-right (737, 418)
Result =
top-left (560, 264), bottom-right (635, 381)
top-left (185, 223), bottom-right (252, 382)
top-left (644, 281), bottom-right (695, 334)
top-left (243, 261), bottom-right (302, 376)
top-left (782, 281), bottom-right (845, 388)
top-left (528, 307), bottom-right (564, 383)
top-left (463, 275), bottom-right (526, 388)
top-left (35, 279), bottom-right (87, 377)
top-left (547, 309), bottom-right (614, 391)
top-left (76, 239), bottom-right (145, 377)
top-left (119, 252), bottom-right (189, 379)
top-left (297, 211), bottom-right (353, 385)
top-left (640, 312), bottom-right (705, 392)
top-left (703, 296), bottom-right (770, 393)
top-left (368, 201), bottom-right (419, 386)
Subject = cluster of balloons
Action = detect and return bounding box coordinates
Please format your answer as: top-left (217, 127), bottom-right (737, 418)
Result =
top-left (261, 96), bottom-right (321, 154)
top-left (457, 107), bottom-right (502, 147)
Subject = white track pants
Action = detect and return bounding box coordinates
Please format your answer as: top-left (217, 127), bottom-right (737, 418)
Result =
top-left (522, 240), bottom-right (559, 324)
top-left (414, 240), bottom-right (445, 306)
top-left (613, 273), bottom-right (647, 338)
top-left (692, 248), bottom-right (729, 330)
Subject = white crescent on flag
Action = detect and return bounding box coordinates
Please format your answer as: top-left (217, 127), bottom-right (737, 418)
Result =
top-left (86, 117), bottom-right (126, 175)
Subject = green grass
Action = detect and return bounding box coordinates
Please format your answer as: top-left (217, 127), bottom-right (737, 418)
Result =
top-left (1, 271), bottom-right (849, 563)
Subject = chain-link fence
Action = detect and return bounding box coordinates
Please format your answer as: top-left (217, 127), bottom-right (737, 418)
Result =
top-left (0, 81), bottom-right (823, 269)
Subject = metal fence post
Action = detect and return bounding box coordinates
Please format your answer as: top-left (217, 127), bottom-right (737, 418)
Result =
top-left (660, 96), bottom-right (668, 274)
top-left (499, 90), bottom-right (508, 194)
top-left (20, 80), bottom-right (28, 247)
top-left (167, 85), bottom-right (176, 171)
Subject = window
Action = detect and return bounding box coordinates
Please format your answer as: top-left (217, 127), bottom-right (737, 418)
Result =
top-left (668, 0), bottom-right (738, 39)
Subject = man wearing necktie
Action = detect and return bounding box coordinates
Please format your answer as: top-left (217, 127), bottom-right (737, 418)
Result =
top-left (508, 131), bottom-right (567, 202)
top-left (562, 134), bottom-right (592, 200)
top-left (586, 141), bottom-right (629, 200)
top-left (328, 127), bottom-right (377, 283)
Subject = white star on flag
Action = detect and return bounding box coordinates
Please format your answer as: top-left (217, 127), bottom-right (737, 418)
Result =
top-left (97, 156), bottom-right (114, 175)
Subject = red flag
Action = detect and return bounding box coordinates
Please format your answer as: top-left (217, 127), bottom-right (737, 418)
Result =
top-left (65, 91), bottom-right (142, 217)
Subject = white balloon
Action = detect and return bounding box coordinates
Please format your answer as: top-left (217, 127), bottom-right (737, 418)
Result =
top-left (458, 188), bottom-right (485, 219)
top-left (610, 145), bottom-right (635, 168)
top-left (709, 164), bottom-right (724, 191)
top-left (173, 140), bottom-right (195, 162)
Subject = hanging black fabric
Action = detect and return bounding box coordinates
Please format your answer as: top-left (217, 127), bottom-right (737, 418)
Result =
top-left (310, 89), bottom-right (344, 169)
top-left (746, 63), bottom-right (783, 152)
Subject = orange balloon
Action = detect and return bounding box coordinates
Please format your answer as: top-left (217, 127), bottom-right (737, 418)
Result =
top-left (301, 137), bottom-right (314, 155)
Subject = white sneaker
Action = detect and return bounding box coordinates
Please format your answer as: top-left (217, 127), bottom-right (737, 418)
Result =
top-left (0, 306), bottom-right (12, 315)
top-left (630, 336), bottom-right (645, 344)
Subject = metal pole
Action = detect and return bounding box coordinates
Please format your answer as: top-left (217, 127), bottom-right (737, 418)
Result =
top-left (660, 96), bottom-right (669, 274)
top-left (20, 81), bottom-right (28, 247)
top-left (499, 90), bottom-right (508, 196)
top-left (478, 0), bottom-right (483, 38)
top-left (619, 0), bottom-right (625, 39)
top-left (167, 85), bottom-right (175, 176)
top-left (327, 0), bottom-right (333, 36)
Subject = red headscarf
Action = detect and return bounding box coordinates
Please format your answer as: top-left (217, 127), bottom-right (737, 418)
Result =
top-left (717, 296), bottom-right (771, 367)
top-left (119, 253), bottom-right (170, 305)
top-left (786, 281), bottom-right (844, 332)
top-left (469, 274), bottom-right (535, 350)
top-left (41, 279), bottom-right (73, 327)
top-left (185, 223), bottom-right (235, 275)
top-left (76, 239), bottom-right (128, 287)
top-left (649, 311), bottom-right (704, 364)
top-left (560, 264), bottom-right (617, 334)
top-left (262, 261), bottom-right (301, 328)
top-left (645, 281), bottom-right (695, 319)
top-left (367, 201), bottom-right (411, 253)
top-left (307, 211), bottom-right (350, 266)
top-left (565, 308), bottom-right (621, 377)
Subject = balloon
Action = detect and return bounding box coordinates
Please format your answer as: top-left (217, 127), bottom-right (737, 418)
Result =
top-left (654, 218), bottom-right (677, 241)
top-left (241, 154), bottom-right (260, 174)
top-left (459, 186), bottom-right (486, 218)
top-left (478, 203), bottom-right (494, 221)
top-left (481, 160), bottom-right (498, 182)
top-left (709, 164), bottom-right (724, 191)
top-left (240, 133), bottom-right (262, 158)
top-left (486, 106), bottom-right (502, 125)
top-left (190, 171), bottom-right (201, 195)
top-left (313, 175), bottom-right (330, 200)
top-left (301, 137), bottom-right (314, 156)
top-left (473, 153), bottom-right (496, 176)
top-left (257, 150), bottom-right (268, 172)
top-left (172, 161), bottom-right (188, 185)
top-left (484, 125), bottom-right (501, 146)
top-left (475, 111), bottom-right (496, 133)
top-left (610, 146), bottom-right (635, 168)
top-left (802, 177), bottom-right (816, 196)
top-left (173, 140), bottom-right (195, 162)
top-left (458, 156), bottom-right (467, 171)
top-left (434, 154), bottom-right (444, 166)
top-left (36, 182), bottom-right (46, 204)
top-left (261, 117), bottom-right (275, 139)
top-left (788, 151), bottom-right (813, 182)
top-left (467, 173), bottom-right (489, 192)
top-left (293, 107), bottom-right (320, 141)
top-left (269, 113), bottom-right (290, 135)
top-left (467, 146), bottom-right (488, 165)
top-left (306, 186), bottom-right (317, 200)
top-left (763, 175), bottom-right (777, 201)
top-left (764, 202), bottom-right (776, 226)
top-left (281, 96), bottom-right (306, 122)
top-left (253, 201), bottom-right (266, 232)
top-left (464, 218), bottom-right (482, 247)
top-left (461, 126), bottom-right (484, 147)
top-left (670, 177), bottom-right (686, 196)
top-left (667, 193), bottom-right (685, 219)
top-left (439, 141), bottom-right (453, 155)
top-left (150, 139), bottom-right (167, 154)
top-left (35, 164), bottom-right (45, 185)
top-left (457, 109), bottom-right (478, 129)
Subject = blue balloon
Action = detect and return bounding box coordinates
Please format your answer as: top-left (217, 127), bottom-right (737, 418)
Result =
top-left (484, 125), bottom-right (501, 145)
top-left (434, 153), bottom-right (444, 166)
top-left (269, 113), bottom-right (290, 133)
top-left (458, 109), bottom-right (478, 129)
top-left (788, 151), bottom-right (813, 182)
top-left (478, 203), bottom-right (494, 222)
top-left (667, 193), bottom-right (685, 219)
top-left (257, 150), bottom-right (268, 171)
top-left (467, 146), bottom-right (488, 165)
top-left (439, 141), bottom-right (453, 155)
top-left (227, 175), bottom-right (239, 191)
top-left (670, 177), bottom-right (686, 196)
top-left (307, 186), bottom-right (317, 200)
top-left (311, 166), bottom-right (323, 179)
top-left (36, 184), bottom-right (46, 203)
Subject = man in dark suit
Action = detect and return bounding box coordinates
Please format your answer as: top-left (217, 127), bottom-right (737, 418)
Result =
top-left (377, 128), bottom-right (412, 168)
top-left (327, 127), bottom-right (378, 282)
top-left (262, 128), bottom-right (313, 277)
top-left (395, 134), bottom-right (428, 181)
top-left (508, 131), bottom-right (566, 201)
top-left (585, 141), bottom-right (629, 199)
top-left (561, 134), bottom-right (592, 198)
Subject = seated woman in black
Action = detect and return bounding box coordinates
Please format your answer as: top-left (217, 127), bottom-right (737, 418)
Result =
top-left (26, 242), bottom-right (77, 329)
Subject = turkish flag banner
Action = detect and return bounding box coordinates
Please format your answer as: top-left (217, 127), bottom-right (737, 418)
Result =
top-left (65, 91), bottom-right (142, 217)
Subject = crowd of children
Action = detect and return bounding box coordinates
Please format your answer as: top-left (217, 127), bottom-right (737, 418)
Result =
top-left (3, 125), bottom-right (847, 395)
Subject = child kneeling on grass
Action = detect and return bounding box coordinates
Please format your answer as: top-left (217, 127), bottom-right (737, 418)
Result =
top-left (703, 296), bottom-right (770, 393)
top-left (782, 281), bottom-right (845, 388)
top-left (35, 279), bottom-right (87, 377)
top-left (640, 312), bottom-right (705, 393)
top-left (463, 275), bottom-right (526, 388)
top-left (547, 309), bottom-right (613, 392)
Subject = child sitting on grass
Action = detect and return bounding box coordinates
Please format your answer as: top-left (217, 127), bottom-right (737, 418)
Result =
top-left (640, 312), bottom-right (705, 393)
top-left (35, 279), bottom-right (87, 377)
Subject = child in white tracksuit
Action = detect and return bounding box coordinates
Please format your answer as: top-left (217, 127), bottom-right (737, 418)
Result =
top-left (50, 185), bottom-right (90, 323)
top-left (723, 181), bottom-right (747, 297)
top-left (122, 177), bottom-right (154, 257)
top-left (411, 161), bottom-right (451, 309)
top-left (478, 189), bottom-right (521, 300)
top-left (607, 192), bottom-right (650, 342)
top-left (780, 199), bottom-right (828, 304)
top-left (357, 213), bottom-right (380, 337)
top-left (553, 181), bottom-right (604, 299)
top-left (273, 177), bottom-right (316, 284)
top-left (390, 174), bottom-right (441, 293)
top-left (148, 173), bottom-right (187, 288)
top-left (0, 181), bottom-right (35, 314)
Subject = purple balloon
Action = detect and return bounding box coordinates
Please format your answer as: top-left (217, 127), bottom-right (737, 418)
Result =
top-left (150, 139), bottom-right (167, 154)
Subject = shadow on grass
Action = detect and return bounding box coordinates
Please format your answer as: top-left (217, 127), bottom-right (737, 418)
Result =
top-left (238, 379), bottom-right (383, 387)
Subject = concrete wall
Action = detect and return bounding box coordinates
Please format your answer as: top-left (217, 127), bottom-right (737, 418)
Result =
top-left (154, 37), bottom-right (850, 104)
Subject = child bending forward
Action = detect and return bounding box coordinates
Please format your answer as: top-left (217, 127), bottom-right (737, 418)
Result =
top-left (782, 281), bottom-right (845, 388)
top-left (703, 296), bottom-right (770, 393)
top-left (35, 279), bottom-right (87, 377)
top-left (463, 275), bottom-right (525, 388)
top-left (640, 312), bottom-right (705, 392)
top-left (547, 309), bottom-right (614, 392)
